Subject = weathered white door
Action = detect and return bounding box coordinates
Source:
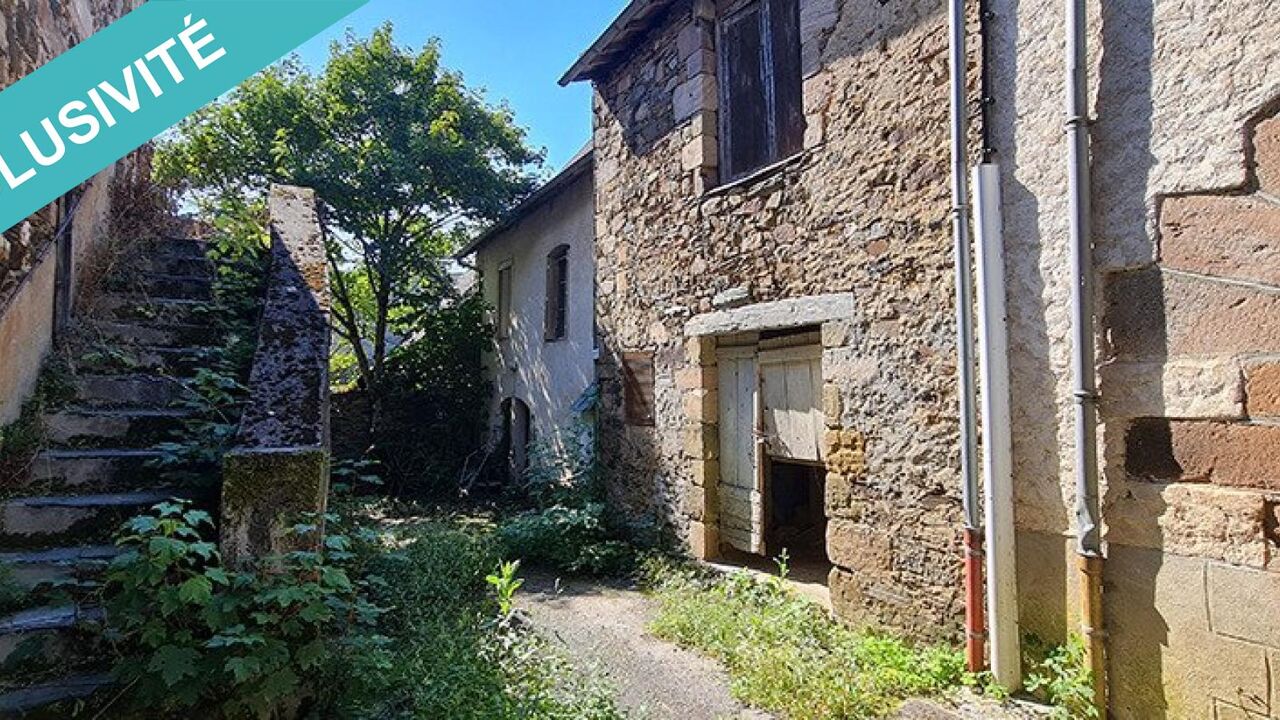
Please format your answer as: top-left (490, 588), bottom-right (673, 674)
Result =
top-left (717, 346), bottom-right (765, 554)
top-left (759, 346), bottom-right (824, 462)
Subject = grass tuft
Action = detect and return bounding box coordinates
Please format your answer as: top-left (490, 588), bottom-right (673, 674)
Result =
top-left (641, 556), bottom-right (987, 719)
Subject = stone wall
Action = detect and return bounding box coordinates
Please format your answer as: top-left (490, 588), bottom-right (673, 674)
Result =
top-left (591, 0), bottom-right (981, 641)
top-left (989, 0), bottom-right (1280, 716)
top-left (221, 185), bottom-right (331, 566)
top-left (0, 0), bottom-right (149, 424)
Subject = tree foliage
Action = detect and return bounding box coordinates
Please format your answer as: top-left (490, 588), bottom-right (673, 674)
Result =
top-left (156, 25), bottom-right (541, 398)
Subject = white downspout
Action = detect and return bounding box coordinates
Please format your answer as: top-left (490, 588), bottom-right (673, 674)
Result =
top-left (973, 164), bottom-right (1020, 689)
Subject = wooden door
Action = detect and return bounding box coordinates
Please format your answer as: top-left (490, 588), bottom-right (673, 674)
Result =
top-left (759, 345), bottom-right (823, 462)
top-left (717, 347), bottom-right (765, 554)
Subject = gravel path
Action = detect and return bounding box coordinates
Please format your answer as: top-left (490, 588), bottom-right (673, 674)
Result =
top-left (518, 571), bottom-right (1049, 720)
top-left (518, 572), bottom-right (772, 720)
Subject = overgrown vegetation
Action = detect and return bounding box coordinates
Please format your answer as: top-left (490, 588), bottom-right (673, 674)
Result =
top-left (352, 292), bottom-right (493, 496)
top-left (98, 502), bottom-right (379, 718)
top-left (155, 25), bottom-right (541, 410)
top-left (1024, 634), bottom-right (1098, 720)
top-left (0, 358), bottom-right (74, 490)
top-left (91, 498), bottom-right (628, 719)
top-left (495, 417), bottom-right (645, 576)
top-left (333, 510), bottom-right (625, 719)
top-left (146, 201), bottom-right (268, 483)
top-left (642, 556), bottom-right (988, 719)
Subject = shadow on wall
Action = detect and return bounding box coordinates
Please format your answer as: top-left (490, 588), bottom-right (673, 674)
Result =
top-left (986, 0), bottom-right (1071, 639)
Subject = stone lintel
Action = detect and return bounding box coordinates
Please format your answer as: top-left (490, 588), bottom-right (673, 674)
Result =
top-left (684, 292), bottom-right (856, 337)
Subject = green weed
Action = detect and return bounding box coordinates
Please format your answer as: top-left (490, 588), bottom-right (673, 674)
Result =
top-left (642, 556), bottom-right (981, 719)
top-left (1024, 634), bottom-right (1099, 720)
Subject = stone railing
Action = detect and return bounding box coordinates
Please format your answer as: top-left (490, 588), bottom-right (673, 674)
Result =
top-left (220, 185), bottom-right (332, 565)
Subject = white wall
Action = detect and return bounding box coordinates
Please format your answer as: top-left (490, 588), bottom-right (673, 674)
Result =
top-left (476, 170), bottom-right (596, 461)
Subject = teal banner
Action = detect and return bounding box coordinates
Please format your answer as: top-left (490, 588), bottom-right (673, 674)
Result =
top-left (0, 0), bottom-right (367, 233)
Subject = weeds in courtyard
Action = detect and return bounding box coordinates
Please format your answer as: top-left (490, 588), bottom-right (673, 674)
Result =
top-left (93, 499), bottom-right (626, 719)
top-left (642, 555), bottom-right (987, 719)
top-left (1024, 634), bottom-right (1098, 719)
top-left (332, 508), bottom-right (626, 719)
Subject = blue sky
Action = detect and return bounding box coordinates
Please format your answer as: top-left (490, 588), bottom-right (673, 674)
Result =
top-left (294, 0), bottom-right (629, 174)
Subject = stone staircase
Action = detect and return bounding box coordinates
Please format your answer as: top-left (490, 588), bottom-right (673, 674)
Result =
top-left (0, 236), bottom-right (223, 715)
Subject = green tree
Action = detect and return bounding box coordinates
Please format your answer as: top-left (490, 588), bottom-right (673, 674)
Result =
top-left (157, 25), bottom-right (540, 406)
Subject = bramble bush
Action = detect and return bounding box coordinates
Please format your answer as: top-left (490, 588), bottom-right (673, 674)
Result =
top-left (100, 501), bottom-right (383, 718)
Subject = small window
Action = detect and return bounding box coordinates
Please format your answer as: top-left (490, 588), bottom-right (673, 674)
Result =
top-left (622, 352), bottom-right (656, 426)
top-left (496, 262), bottom-right (513, 339)
top-left (545, 245), bottom-right (569, 341)
top-left (718, 0), bottom-right (804, 182)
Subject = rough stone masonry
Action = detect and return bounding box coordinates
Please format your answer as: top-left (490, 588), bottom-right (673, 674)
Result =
top-left (589, 0), bottom-right (980, 642)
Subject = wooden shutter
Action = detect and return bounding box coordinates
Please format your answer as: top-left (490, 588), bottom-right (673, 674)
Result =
top-left (759, 345), bottom-right (823, 462)
top-left (545, 246), bottom-right (569, 341)
top-left (496, 264), bottom-right (512, 339)
top-left (622, 352), bottom-right (656, 426)
top-left (769, 0), bottom-right (805, 158)
top-left (720, 2), bottom-right (770, 181)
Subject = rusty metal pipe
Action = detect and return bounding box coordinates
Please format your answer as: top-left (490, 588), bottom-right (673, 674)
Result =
top-left (1065, 0), bottom-right (1106, 712)
top-left (964, 527), bottom-right (987, 672)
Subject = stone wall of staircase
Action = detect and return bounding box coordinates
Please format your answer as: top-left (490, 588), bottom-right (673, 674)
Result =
top-left (0, 0), bottom-right (152, 425)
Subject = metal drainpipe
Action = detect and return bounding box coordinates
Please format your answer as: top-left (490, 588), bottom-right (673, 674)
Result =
top-left (1065, 0), bottom-right (1107, 714)
top-left (948, 0), bottom-right (986, 674)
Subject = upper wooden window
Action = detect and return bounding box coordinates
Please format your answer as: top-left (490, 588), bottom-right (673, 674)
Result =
top-left (717, 0), bottom-right (805, 182)
top-left (496, 262), bottom-right (513, 339)
top-left (545, 244), bottom-right (569, 341)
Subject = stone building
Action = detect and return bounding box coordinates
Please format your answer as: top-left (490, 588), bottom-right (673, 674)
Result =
top-left (990, 1), bottom-right (1280, 717)
top-left (564, 0), bottom-right (970, 635)
top-left (565, 0), bottom-right (1280, 717)
top-left (458, 147), bottom-right (597, 482)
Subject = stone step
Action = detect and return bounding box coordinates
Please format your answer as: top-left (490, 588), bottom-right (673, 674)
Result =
top-left (97, 294), bottom-right (210, 326)
top-left (76, 346), bottom-right (213, 377)
top-left (44, 407), bottom-right (193, 448)
top-left (28, 449), bottom-right (172, 491)
top-left (0, 546), bottom-right (121, 591)
top-left (72, 375), bottom-right (191, 408)
top-left (0, 491), bottom-right (196, 546)
top-left (153, 236), bottom-right (213, 260)
top-left (0, 605), bottom-right (104, 667)
top-left (89, 320), bottom-right (219, 349)
top-left (106, 273), bottom-right (213, 301)
top-left (138, 252), bottom-right (215, 278)
top-left (0, 673), bottom-right (112, 716)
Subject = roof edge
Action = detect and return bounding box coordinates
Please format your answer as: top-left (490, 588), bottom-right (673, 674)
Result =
top-left (455, 148), bottom-right (594, 259)
top-left (560, 0), bottom-right (676, 85)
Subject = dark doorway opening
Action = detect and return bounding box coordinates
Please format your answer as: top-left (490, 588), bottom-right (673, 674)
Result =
top-left (497, 397), bottom-right (532, 484)
top-left (766, 459), bottom-right (828, 564)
